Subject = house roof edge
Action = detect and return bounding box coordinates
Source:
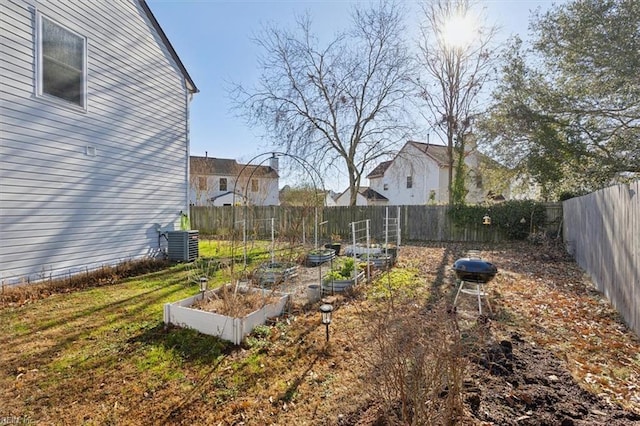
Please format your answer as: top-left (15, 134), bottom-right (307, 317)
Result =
top-left (139, 0), bottom-right (199, 94)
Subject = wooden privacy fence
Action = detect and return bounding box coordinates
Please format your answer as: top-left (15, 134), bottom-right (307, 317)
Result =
top-left (190, 203), bottom-right (562, 244)
top-left (563, 181), bottom-right (640, 337)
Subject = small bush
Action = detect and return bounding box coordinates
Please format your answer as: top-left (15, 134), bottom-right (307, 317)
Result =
top-left (357, 302), bottom-right (466, 424)
top-left (245, 325), bottom-right (272, 351)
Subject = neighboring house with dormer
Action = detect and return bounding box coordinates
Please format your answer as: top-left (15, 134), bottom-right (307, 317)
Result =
top-left (0, 0), bottom-right (197, 284)
top-left (190, 156), bottom-right (279, 206)
top-left (366, 140), bottom-right (488, 205)
top-left (334, 186), bottom-right (388, 206)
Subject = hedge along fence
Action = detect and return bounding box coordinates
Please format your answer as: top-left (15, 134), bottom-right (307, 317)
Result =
top-left (190, 201), bottom-right (562, 244)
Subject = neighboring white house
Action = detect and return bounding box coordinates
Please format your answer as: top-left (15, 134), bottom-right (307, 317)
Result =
top-left (324, 190), bottom-right (339, 207)
top-left (190, 156), bottom-right (280, 206)
top-left (365, 140), bottom-right (488, 205)
top-left (0, 0), bottom-right (197, 284)
top-left (334, 187), bottom-right (388, 206)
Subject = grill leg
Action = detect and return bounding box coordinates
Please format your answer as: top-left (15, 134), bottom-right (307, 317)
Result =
top-left (453, 280), bottom-right (464, 307)
top-left (483, 284), bottom-right (492, 314)
top-left (455, 280), bottom-right (493, 315)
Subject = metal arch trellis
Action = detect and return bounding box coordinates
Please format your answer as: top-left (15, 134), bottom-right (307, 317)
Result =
top-left (227, 152), bottom-right (327, 279)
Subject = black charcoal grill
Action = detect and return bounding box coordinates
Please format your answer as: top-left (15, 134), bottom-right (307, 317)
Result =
top-left (452, 257), bottom-right (498, 315)
top-left (452, 258), bottom-right (498, 283)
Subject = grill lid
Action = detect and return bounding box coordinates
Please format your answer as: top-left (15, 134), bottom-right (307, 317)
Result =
top-left (452, 258), bottom-right (498, 283)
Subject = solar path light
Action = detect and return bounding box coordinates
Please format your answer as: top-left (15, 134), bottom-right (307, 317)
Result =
top-left (319, 303), bottom-right (334, 342)
top-left (199, 277), bottom-right (208, 299)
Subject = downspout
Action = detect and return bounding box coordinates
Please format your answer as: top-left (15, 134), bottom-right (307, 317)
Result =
top-left (184, 90), bottom-right (192, 222)
top-left (424, 137), bottom-right (430, 204)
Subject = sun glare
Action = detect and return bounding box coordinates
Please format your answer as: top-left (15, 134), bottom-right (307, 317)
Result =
top-left (441, 13), bottom-right (477, 49)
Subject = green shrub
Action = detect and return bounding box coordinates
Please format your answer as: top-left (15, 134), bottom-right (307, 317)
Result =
top-left (448, 200), bottom-right (547, 240)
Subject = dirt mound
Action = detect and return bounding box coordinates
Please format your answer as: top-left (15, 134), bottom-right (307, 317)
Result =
top-left (467, 333), bottom-right (640, 425)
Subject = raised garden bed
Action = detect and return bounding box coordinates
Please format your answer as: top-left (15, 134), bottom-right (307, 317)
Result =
top-left (384, 246), bottom-right (398, 264)
top-left (163, 284), bottom-right (289, 345)
top-left (324, 243), bottom-right (342, 256)
top-left (306, 248), bottom-right (336, 265)
top-left (361, 253), bottom-right (393, 269)
top-left (321, 270), bottom-right (365, 293)
top-left (321, 257), bottom-right (366, 293)
top-left (252, 261), bottom-right (299, 285)
top-left (344, 244), bottom-right (382, 257)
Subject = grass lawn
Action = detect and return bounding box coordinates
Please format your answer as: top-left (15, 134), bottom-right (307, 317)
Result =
top-left (0, 240), bottom-right (318, 424)
top-left (1, 260), bottom-right (227, 423)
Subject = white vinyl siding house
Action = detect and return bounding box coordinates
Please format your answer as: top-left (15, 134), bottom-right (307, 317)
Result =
top-left (366, 141), bottom-right (486, 205)
top-left (189, 156), bottom-right (280, 206)
top-left (367, 142), bottom-right (446, 205)
top-left (0, 0), bottom-right (197, 284)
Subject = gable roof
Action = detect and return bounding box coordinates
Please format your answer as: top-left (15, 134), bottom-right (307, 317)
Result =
top-left (336, 186), bottom-right (388, 202)
top-left (360, 187), bottom-right (388, 201)
top-left (190, 156), bottom-right (279, 178)
top-left (139, 0), bottom-right (198, 94)
top-left (366, 141), bottom-right (450, 179)
top-left (406, 141), bottom-right (449, 166)
top-left (367, 161), bottom-right (392, 179)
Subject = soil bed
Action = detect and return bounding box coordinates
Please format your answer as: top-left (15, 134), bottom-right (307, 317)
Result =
top-left (252, 259), bottom-right (376, 304)
top-left (190, 288), bottom-right (281, 317)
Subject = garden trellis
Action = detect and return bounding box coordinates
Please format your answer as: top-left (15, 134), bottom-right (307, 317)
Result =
top-left (347, 219), bottom-right (372, 285)
top-left (383, 206), bottom-right (401, 251)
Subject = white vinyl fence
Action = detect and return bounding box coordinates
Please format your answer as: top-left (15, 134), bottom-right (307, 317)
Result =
top-left (563, 181), bottom-right (640, 336)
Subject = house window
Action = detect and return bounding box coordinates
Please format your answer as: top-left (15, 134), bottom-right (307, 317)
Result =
top-left (219, 178), bottom-right (227, 191)
top-left (406, 176), bottom-right (413, 189)
top-left (251, 179), bottom-right (259, 192)
top-left (198, 176), bottom-right (207, 190)
top-left (383, 183), bottom-right (388, 191)
top-left (38, 15), bottom-right (86, 107)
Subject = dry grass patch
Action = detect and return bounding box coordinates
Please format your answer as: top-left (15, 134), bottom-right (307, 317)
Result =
top-left (191, 285), bottom-right (283, 317)
top-left (1, 258), bottom-right (171, 306)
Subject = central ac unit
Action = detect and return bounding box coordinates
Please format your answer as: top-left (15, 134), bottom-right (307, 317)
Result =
top-left (167, 230), bottom-right (199, 262)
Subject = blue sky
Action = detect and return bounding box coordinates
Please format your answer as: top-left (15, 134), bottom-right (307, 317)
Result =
top-left (147, 0), bottom-right (562, 191)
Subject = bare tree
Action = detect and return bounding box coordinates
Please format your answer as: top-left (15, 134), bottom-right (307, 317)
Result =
top-left (231, 1), bottom-right (415, 205)
top-left (417, 0), bottom-right (497, 205)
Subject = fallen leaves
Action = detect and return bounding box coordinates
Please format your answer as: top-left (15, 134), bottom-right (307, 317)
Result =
top-left (488, 242), bottom-right (640, 413)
